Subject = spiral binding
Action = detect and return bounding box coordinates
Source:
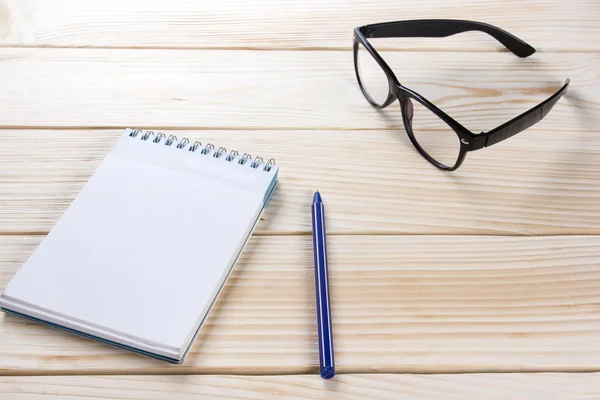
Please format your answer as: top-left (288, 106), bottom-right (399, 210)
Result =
top-left (128, 129), bottom-right (275, 172)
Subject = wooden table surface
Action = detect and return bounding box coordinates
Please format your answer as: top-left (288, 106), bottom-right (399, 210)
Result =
top-left (1, 0), bottom-right (600, 398)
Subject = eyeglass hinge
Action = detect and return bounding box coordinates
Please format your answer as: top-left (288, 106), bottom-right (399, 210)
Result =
top-left (468, 134), bottom-right (487, 150)
top-left (365, 27), bottom-right (375, 38)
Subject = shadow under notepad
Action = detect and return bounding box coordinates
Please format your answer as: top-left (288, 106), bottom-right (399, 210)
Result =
top-left (184, 235), bottom-right (262, 364)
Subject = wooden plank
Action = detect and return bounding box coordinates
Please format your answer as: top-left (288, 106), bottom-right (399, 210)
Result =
top-left (1, 0), bottom-right (599, 52)
top-left (0, 48), bottom-right (595, 131)
top-left (1, 235), bottom-right (599, 374)
top-left (1, 374), bottom-right (600, 399)
top-left (1, 129), bottom-right (599, 236)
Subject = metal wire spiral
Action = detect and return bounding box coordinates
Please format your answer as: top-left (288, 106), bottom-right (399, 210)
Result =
top-left (128, 129), bottom-right (275, 172)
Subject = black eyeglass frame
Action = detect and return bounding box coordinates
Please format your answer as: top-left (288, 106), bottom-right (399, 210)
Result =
top-left (353, 19), bottom-right (570, 171)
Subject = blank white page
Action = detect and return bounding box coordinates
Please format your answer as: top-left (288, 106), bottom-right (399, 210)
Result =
top-left (3, 130), bottom-right (277, 352)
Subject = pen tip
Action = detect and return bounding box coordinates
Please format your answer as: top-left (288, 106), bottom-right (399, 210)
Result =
top-left (320, 366), bottom-right (335, 379)
top-left (313, 191), bottom-right (322, 203)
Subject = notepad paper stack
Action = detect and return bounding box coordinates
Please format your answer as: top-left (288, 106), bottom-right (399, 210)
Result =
top-left (0, 129), bottom-right (278, 363)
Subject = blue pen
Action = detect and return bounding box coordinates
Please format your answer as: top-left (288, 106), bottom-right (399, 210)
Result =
top-left (311, 191), bottom-right (335, 379)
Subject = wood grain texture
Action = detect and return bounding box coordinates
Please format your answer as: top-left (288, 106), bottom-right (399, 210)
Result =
top-left (0, 0), bottom-right (598, 392)
top-left (0, 49), bottom-right (596, 131)
top-left (1, 0), bottom-right (599, 52)
top-left (1, 129), bottom-right (599, 236)
top-left (1, 374), bottom-right (600, 400)
top-left (1, 235), bottom-right (599, 374)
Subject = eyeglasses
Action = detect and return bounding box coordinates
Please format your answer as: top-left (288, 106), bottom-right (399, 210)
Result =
top-left (353, 19), bottom-right (570, 171)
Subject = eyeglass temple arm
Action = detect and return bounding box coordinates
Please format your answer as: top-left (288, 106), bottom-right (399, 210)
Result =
top-left (361, 19), bottom-right (535, 58)
top-left (482, 79), bottom-right (570, 147)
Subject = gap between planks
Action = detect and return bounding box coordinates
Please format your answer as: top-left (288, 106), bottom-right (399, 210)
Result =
top-left (2, 44), bottom-right (592, 53)
top-left (0, 126), bottom-right (473, 131)
top-left (4, 366), bottom-right (600, 377)
top-left (1, 232), bottom-right (600, 237)
top-left (1, 373), bottom-right (599, 400)
top-left (1, 45), bottom-right (599, 53)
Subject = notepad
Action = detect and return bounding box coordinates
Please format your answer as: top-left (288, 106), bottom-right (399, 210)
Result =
top-left (0, 129), bottom-right (278, 363)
